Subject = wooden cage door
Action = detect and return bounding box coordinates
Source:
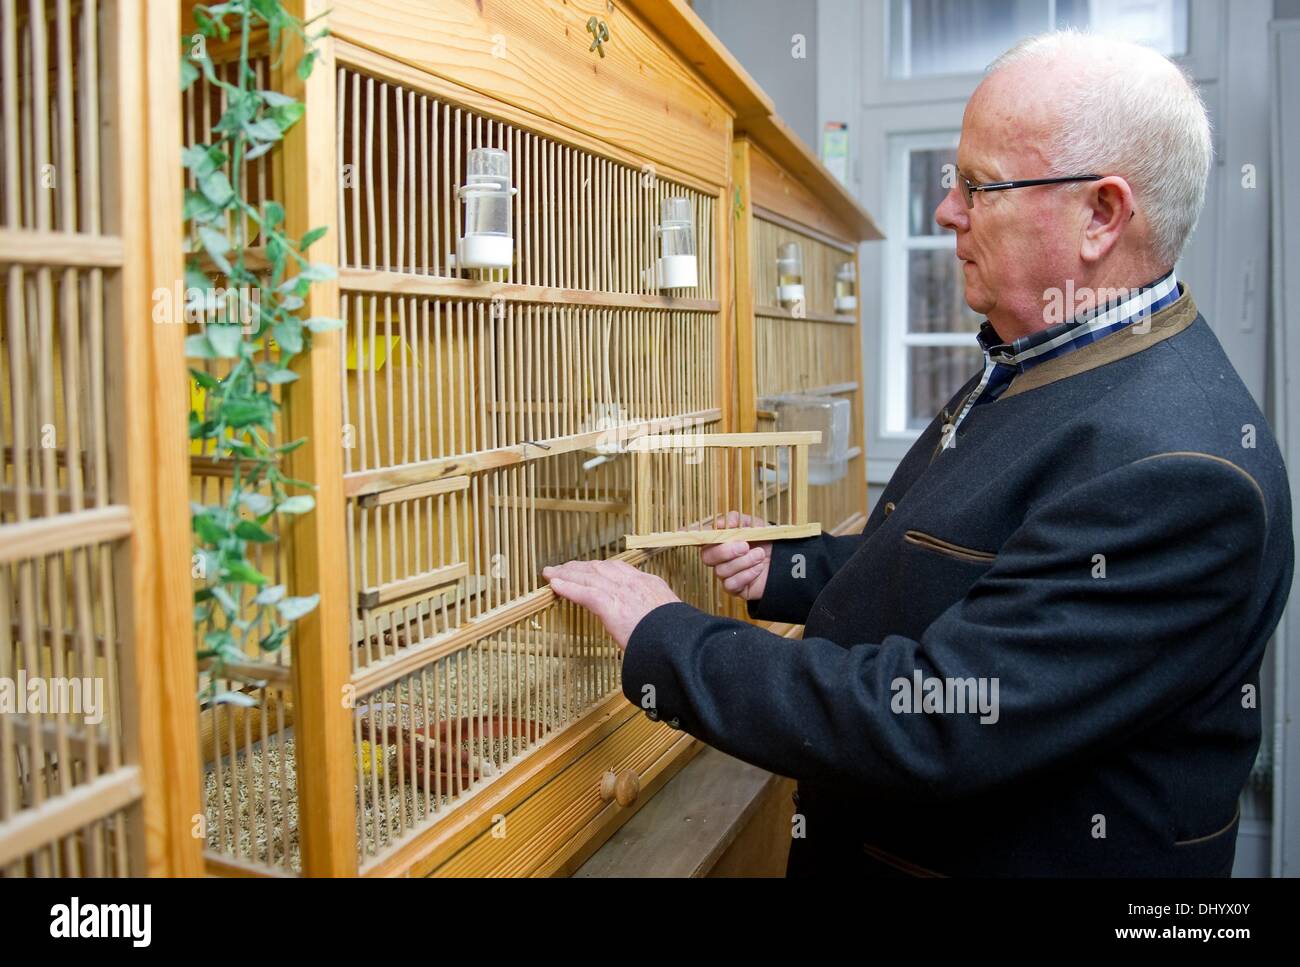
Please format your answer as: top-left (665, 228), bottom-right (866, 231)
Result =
top-left (0, 0), bottom-right (201, 877)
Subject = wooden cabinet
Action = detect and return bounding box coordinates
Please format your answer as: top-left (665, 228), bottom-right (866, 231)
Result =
top-left (0, 0), bottom-right (201, 876)
top-left (188, 0), bottom-right (751, 878)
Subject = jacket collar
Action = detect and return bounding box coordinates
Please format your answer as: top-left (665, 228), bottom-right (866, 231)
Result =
top-left (998, 283), bottom-right (1198, 400)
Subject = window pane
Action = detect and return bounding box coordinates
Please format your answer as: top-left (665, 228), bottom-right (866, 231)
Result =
top-left (908, 346), bottom-right (983, 430)
top-left (1056, 0), bottom-right (1188, 57)
top-left (908, 147), bottom-right (956, 237)
top-left (889, 0), bottom-right (1189, 78)
top-left (890, 0), bottom-right (1052, 78)
top-left (907, 250), bottom-right (984, 333)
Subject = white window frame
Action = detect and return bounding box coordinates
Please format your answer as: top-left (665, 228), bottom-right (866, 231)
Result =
top-left (881, 130), bottom-right (971, 437)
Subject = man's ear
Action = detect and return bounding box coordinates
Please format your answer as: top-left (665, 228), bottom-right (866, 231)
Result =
top-left (1079, 175), bottom-right (1135, 264)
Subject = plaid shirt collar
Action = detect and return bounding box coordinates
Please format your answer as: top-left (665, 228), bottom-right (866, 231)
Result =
top-left (943, 269), bottom-right (1181, 445)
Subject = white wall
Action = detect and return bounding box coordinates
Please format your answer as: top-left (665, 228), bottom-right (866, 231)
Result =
top-left (693, 0), bottom-right (821, 149)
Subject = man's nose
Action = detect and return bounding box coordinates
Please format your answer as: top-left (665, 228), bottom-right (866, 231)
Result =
top-left (935, 182), bottom-right (968, 233)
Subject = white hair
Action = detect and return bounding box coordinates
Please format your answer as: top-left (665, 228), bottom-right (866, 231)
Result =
top-left (987, 30), bottom-right (1212, 267)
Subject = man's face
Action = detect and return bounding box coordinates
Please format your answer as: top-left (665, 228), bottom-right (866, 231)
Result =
top-left (934, 67), bottom-right (1083, 338)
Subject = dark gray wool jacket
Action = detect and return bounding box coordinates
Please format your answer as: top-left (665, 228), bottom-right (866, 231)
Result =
top-left (621, 286), bottom-right (1294, 877)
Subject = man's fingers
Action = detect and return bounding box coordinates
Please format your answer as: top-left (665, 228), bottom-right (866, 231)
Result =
top-left (544, 565), bottom-right (612, 590)
top-left (546, 574), bottom-right (605, 611)
top-left (700, 540), bottom-right (750, 567)
top-left (713, 545), bottom-right (765, 579)
top-left (723, 561), bottom-right (765, 595)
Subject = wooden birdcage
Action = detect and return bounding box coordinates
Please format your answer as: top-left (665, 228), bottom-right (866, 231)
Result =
top-left (732, 118), bottom-right (881, 547)
top-left (0, 0), bottom-right (200, 877)
top-left (180, 0), bottom-right (764, 879)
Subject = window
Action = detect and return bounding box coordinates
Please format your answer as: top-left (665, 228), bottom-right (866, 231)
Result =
top-left (883, 133), bottom-right (983, 434)
top-left (888, 0), bottom-right (1189, 79)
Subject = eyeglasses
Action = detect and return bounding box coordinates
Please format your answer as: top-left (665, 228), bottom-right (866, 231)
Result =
top-left (956, 168), bottom-right (1101, 209)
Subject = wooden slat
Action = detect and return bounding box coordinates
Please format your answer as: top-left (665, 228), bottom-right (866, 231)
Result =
top-left (358, 561), bottom-right (468, 609)
top-left (277, 4), bottom-right (357, 877)
top-left (326, 1), bottom-right (731, 190)
top-left (626, 431), bottom-right (822, 450)
top-left (490, 495), bottom-right (629, 514)
top-left (0, 768), bottom-right (143, 868)
top-left (343, 407), bottom-right (723, 497)
top-left (339, 268), bottom-right (721, 312)
top-left (203, 852), bottom-right (297, 878)
top-left (355, 473), bottom-right (470, 509)
top-left (733, 139), bottom-right (758, 434)
top-left (741, 116), bottom-right (882, 242)
top-left (138, 0), bottom-right (205, 876)
top-left (625, 522), bottom-right (821, 549)
top-left (0, 229), bottom-right (125, 267)
top-left (0, 506), bottom-right (132, 564)
top-left (195, 656), bottom-right (293, 688)
top-left (754, 304), bottom-right (857, 325)
top-left (0, 485), bottom-right (101, 515)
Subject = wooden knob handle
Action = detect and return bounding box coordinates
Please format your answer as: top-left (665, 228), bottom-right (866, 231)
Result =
top-left (599, 768), bottom-right (640, 807)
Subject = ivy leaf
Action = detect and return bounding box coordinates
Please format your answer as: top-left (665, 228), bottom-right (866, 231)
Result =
top-left (304, 316), bottom-right (344, 333)
top-left (206, 323), bottom-right (245, 359)
top-left (211, 585), bottom-right (239, 616)
top-left (259, 625), bottom-right (290, 653)
top-left (255, 584), bottom-right (287, 605)
top-left (239, 492), bottom-right (274, 516)
top-left (300, 226), bottom-right (327, 251)
top-left (277, 594), bottom-right (320, 622)
top-left (190, 367), bottom-right (221, 390)
top-left (193, 513), bottom-right (228, 545)
top-left (272, 321), bottom-right (303, 355)
top-left (198, 168), bottom-right (234, 207)
top-left (260, 89), bottom-right (297, 108)
top-left (204, 628), bottom-right (235, 651)
top-left (244, 140), bottom-right (275, 161)
top-left (198, 226), bottom-right (232, 274)
top-left (263, 200), bottom-right (285, 228)
top-left (245, 117), bottom-right (283, 142)
top-left (276, 495), bottom-right (315, 515)
top-left (235, 520), bottom-right (276, 543)
top-left (222, 398), bottom-right (272, 428)
top-left (297, 49), bottom-right (317, 81)
top-left (225, 559), bottom-right (269, 586)
top-left (272, 100), bottom-right (306, 131)
top-left (212, 690), bottom-right (259, 708)
top-left (182, 190), bottom-right (218, 223)
top-left (297, 261), bottom-right (337, 282)
top-left (180, 55), bottom-right (200, 91)
top-left (181, 144), bottom-right (223, 178)
top-left (184, 334), bottom-right (216, 359)
top-left (264, 368), bottom-right (299, 385)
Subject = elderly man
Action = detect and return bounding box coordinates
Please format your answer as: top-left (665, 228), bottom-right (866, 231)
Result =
top-left (544, 31), bottom-right (1293, 876)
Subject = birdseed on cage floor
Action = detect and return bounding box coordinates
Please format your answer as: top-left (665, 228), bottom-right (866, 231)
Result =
top-left (202, 667), bottom-right (619, 871)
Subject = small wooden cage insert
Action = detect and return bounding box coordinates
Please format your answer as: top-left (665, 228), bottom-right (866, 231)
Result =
top-left (625, 431), bottom-right (822, 549)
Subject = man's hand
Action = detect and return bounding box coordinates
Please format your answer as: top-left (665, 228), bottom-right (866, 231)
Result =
top-left (542, 559), bottom-right (680, 650)
top-left (699, 511), bottom-right (772, 602)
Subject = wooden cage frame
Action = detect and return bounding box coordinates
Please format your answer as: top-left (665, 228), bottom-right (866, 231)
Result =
top-left (0, 0), bottom-right (201, 876)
